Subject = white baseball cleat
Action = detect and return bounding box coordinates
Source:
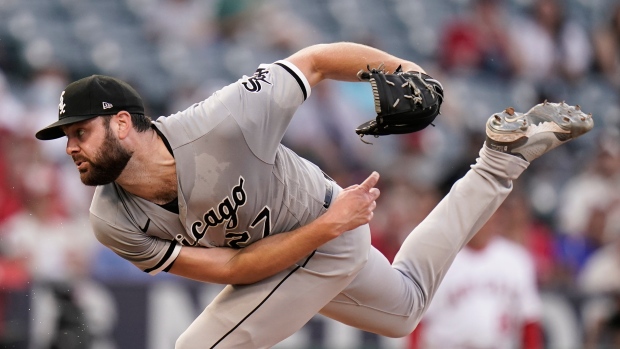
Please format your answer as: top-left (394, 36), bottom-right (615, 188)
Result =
top-left (485, 101), bottom-right (594, 162)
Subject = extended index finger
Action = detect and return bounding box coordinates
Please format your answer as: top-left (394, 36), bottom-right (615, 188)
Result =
top-left (359, 171), bottom-right (380, 191)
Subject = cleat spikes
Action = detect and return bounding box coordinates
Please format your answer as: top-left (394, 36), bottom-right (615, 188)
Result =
top-left (493, 114), bottom-right (502, 124)
top-left (485, 101), bottom-right (594, 162)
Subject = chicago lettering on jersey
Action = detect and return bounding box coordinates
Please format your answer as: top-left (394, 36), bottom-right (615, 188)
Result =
top-left (185, 177), bottom-right (247, 246)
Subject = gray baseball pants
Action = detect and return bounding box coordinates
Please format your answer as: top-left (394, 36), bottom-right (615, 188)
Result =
top-left (175, 146), bottom-right (529, 348)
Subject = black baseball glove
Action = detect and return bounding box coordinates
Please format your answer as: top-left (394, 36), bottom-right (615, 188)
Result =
top-left (355, 64), bottom-right (444, 142)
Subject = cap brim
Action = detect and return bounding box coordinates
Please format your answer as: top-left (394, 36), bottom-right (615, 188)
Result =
top-left (35, 115), bottom-right (98, 140)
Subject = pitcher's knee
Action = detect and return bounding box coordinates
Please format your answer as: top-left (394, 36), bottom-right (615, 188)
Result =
top-left (382, 325), bottom-right (416, 338)
top-left (375, 318), bottom-right (420, 338)
top-left (318, 224), bottom-right (371, 277)
top-left (379, 325), bottom-right (416, 338)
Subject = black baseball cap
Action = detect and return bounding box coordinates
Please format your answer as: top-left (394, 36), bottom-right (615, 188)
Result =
top-left (35, 75), bottom-right (145, 140)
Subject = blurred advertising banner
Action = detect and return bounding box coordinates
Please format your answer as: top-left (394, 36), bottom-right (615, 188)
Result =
top-left (0, 280), bottom-right (406, 349)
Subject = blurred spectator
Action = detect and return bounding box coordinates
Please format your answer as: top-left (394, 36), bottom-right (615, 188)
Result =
top-left (438, 0), bottom-right (520, 77)
top-left (212, 0), bottom-right (256, 41)
top-left (21, 67), bottom-right (71, 164)
top-left (213, 0), bottom-right (320, 52)
top-left (371, 179), bottom-right (440, 263)
top-left (284, 81), bottom-right (394, 178)
top-left (592, 4), bottom-right (620, 88)
top-left (0, 130), bottom-right (28, 347)
top-left (0, 160), bottom-right (93, 282)
top-left (437, 129), bottom-right (485, 196)
top-left (0, 69), bottom-right (25, 134)
top-left (511, 0), bottom-right (592, 84)
top-left (0, 130), bottom-right (22, 226)
top-left (0, 69), bottom-right (26, 225)
top-left (557, 130), bottom-right (620, 246)
top-left (409, 203), bottom-right (543, 349)
top-left (547, 130), bottom-right (620, 289)
top-left (0, 154), bottom-right (109, 348)
top-left (578, 236), bottom-right (620, 349)
top-left (499, 187), bottom-right (564, 290)
top-left (143, 0), bottom-right (214, 47)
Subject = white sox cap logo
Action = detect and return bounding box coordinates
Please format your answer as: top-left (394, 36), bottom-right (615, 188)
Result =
top-left (102, 102), bottom-right (113, 110)
top-left (58, 91), bottom-right (66, 114)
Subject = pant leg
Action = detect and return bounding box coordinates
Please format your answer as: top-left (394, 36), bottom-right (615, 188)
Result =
top-left (175, 201), bottom-right (371, 349)
top-left (320, 146), bottom-right (529, 337)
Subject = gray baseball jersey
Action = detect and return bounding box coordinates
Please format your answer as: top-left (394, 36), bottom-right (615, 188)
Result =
top-left (90, 60), bottom-right (331, 274)
top-left (88, 59), bottom-right (532, 348)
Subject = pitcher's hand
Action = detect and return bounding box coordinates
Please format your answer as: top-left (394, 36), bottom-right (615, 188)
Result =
top-left (318, 172), bottom-right (381, 237)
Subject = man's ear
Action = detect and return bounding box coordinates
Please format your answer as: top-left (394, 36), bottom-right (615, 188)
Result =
top-left (115, 111), bottom-right (132, 139)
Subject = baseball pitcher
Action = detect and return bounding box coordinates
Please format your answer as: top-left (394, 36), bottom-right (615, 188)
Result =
top-left (35, 42), bottom-right (593, 348)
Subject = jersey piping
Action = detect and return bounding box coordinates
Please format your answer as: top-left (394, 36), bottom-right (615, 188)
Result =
top-left (144, 241), bottom-right (178, 273)
top-left (211, 250), bottom-right (317, 348)
top-left (275, 62), bottom-right (307, 101)
top-left (152, 124), bottom-right (174, 157)
top-left (111, 183), bottom-right (180, 274)
top-left (151, 124), bottom-right (179, 214)
top-left (274, 60), bottom-right (311, 100)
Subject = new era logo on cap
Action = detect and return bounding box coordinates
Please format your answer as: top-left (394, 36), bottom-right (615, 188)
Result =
top-left (103, 102), bottom-right (113, 110)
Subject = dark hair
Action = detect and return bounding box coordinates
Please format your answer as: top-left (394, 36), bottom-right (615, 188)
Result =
top-left (101, 113), bottom-right (152, 133)
top-left (130, 113), bottom-right (152, 133)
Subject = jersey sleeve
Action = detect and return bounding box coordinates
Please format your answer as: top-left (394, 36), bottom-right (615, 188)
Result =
top-left (153, 60), bottom-right (310, 163)
top-left (214, 60), bottom-right (311, 163)
top-left (90, 213), bottom-right (182, 275)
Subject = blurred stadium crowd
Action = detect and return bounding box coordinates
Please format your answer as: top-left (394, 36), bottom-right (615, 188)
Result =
top-left (0, 0), bottom-right (619, 348)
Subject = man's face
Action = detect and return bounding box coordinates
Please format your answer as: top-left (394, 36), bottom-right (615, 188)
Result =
top-left (63, 116), bottom-right (133, 186)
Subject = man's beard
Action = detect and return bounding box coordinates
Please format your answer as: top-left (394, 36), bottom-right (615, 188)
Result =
top-left (77, 127), bottom-right (133, 186)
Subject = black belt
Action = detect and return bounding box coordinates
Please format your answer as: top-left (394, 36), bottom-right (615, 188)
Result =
top-left (323, 172), bottom-right (334, 209)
